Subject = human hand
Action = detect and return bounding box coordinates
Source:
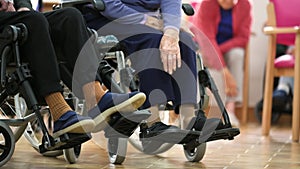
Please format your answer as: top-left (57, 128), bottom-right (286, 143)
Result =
top-left (145, 15), bottom-right (163, 31)
top-left (0, 0), bottom-right (15, 12)
top-left (159, 29), bottom-right (181, 74)
top-left (223, 67), bottom-right (238, 97)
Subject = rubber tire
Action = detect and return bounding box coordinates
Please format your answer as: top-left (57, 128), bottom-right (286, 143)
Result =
top-left (0, 121), bottom-right (15, 167)
top-left (184, 143), bottom-right (206, 162)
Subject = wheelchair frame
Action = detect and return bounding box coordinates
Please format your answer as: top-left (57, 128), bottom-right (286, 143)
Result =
top-left (0, 23), bottom-right (91, 167)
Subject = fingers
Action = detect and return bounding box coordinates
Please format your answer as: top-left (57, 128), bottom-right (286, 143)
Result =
top-left (168, 54), bottom-right (178, 74)
top-left (161, 52), bottom-right (168, 73)
top-left (176, 51), bottom-right (181, 68)
top-left (160, 52), bottom-right (181, 74)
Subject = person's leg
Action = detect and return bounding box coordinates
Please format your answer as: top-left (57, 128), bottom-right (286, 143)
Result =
top-left (124, 29), bottom-right (206, 132)
top-left (45, 8), bottom-right (146, 132)
top-left (277, 77), bottom-right (294, 93)
top-left (272, 76), bottom-right (294, 108)
top-left (172, 31), bottom-right (199, 130)
top-left (0, 11), bottom-right (95, 137)
top-left (224, 47), bottom-right (245, 126)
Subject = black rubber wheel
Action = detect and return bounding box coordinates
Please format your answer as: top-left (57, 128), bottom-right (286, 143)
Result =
top-left (0, 121), bottom-right (15, 167)
top-left (107, 137), bottom-right (127, 164)
top-left (183, 143), bottom-right (206, 162)
top-left (63, 144), bottom-right (81, 164)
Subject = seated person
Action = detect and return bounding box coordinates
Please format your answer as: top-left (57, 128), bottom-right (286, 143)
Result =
top-left (0, 0), bottom-right (146, 137)
top-left (190, 0), bottom-right (252, 127)
top-left (81, 0), bottom-right (224, 134)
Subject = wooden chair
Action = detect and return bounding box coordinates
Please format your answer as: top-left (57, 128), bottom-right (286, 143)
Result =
top-left (262, 0), bottom-right (300, 142)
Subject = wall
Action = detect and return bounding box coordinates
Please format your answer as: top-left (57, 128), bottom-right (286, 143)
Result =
top-left (245, 0), bottom-right (269, 107)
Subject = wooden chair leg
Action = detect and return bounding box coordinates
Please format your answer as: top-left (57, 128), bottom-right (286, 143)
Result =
top-left (241, 45), bottom-right (250, 125)
top-left (292, 37), bottom-right (300, 142)
top-left (262, 38), bottom-right (276, 136)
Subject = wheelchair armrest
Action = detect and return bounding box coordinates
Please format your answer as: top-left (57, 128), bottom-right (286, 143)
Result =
top-left (61, 0), bottom-right (105, 11)
top-left (182, 3), bottom-right (194, 16)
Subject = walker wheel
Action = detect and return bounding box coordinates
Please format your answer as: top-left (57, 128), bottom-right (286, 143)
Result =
top-left (63, 144), bottom-right (81, 164)
top-left (0, 121), bottom-right (15, 167)
top-left (183, 143), bottom-right (206, 162)
top-left (107, 137), bottom-right (127, 164)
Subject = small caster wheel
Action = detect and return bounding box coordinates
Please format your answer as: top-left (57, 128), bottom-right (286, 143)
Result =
top-left (0, 121), bottom-right (15, 167)
top-left (183, 143), bottom-right (206, 162)
top-left (63, 144), bottom-right (81, 164)
top-left (107, 138), bottom-right (127, 164)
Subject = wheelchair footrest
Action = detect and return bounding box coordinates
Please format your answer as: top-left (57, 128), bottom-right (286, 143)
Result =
top-left (104, 110), bottom-right (151, 138)
top-left (140, 128), bottom-right (201, 144)
top-left (140, 127), bottom-right (240, 145)
top-left (205, 127), bottom-right (240, 142)
top-left (39, 133), bottom-right (91, 153)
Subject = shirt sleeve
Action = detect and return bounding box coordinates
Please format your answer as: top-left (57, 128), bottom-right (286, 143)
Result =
top-left (160, 0), bottom-right (181, 31)
top-left (100, 0), bottom-right (146, 24)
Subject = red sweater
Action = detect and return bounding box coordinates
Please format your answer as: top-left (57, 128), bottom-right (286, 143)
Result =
top-left (191, 0), bottom-right (252, 69)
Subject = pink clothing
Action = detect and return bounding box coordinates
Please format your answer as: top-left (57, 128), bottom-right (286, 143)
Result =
top-left (190, 0), bottom-right (252, 69)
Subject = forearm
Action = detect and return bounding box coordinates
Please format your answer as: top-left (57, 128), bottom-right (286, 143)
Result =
top-left (160, 0), bottom-right (181, 31)
top-left (100, 0), bottom-right (145, 24)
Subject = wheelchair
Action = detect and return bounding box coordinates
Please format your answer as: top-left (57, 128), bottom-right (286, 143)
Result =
top-left (55, 0), bottom-right (240, 164)
top-left (0, 22), bottom-right (151, 167)
top-left (0, 23), bottom-right (98, 166)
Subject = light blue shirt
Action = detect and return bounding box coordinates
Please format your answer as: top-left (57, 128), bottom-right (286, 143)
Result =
top-left (100, 0), bottom-right (181, 31)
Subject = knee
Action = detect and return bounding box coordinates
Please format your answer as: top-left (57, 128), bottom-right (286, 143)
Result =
top-left (23, 11), bottom-right (49, 31)
top-left (226, 48), bottom-right (245, 63)
top-left (60, 8), bottom-right (85, 27)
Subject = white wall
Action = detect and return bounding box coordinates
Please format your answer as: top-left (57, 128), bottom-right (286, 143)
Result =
top-left (248, 0), bottom-right (268, 106)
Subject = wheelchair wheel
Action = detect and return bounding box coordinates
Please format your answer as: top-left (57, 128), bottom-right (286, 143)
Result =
top-left (107, 137), bottom-right (127, 164)
top-left (63, 144), bottom-right (81, 164)
top-left (183, 143), bottom-right (206, 162)
top-left (0, 94), bottom-right (28, 142)
top-left (254, 99), bottom-right (281, 124)
top-left (0, 121), bottom-right (15, 167)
